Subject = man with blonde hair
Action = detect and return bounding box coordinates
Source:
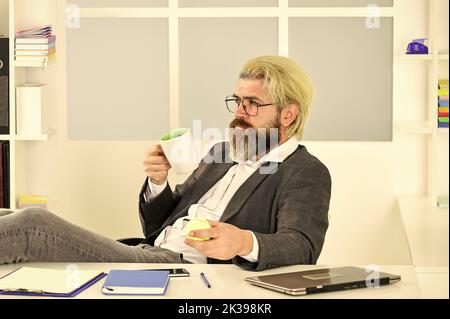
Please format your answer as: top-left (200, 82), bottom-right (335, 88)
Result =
top-left (142, 55), bottom-right (332, 271)
top-left (0, 55), bottom-right (331, 271)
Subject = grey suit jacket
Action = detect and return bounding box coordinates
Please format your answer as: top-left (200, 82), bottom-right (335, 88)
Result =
top-left (139, 142), bottom-right (331, 271)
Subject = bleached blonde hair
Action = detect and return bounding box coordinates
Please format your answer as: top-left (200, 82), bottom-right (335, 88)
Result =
top-left (239, 55), bottom-right (315, 139)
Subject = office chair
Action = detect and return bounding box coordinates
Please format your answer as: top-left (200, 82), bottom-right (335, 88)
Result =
top-left (117, 237), bottom-right (145, 246)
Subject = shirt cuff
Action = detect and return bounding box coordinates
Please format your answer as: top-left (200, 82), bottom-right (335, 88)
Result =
top-left (143, 178), bottom-right (168, 203)
top-left (239, 231), bottom-right (259, 263)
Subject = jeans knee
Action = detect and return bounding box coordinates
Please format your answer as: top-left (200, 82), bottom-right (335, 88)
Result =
top-left (17, 207), bottom-right (54, 226)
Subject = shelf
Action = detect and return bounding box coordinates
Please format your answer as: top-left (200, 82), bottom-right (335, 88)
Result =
top-left (395, 121), bottom-right (433, 134)
top-left (14, 129), bottom-right (55, 141)
top-left (399, 54), bottom-right (433, 61)
top-left (14, 61), bottom-right (55, 68)
top-left (0, 131), bottom-right (56, 141)
top-left (398, 54), bottom-right (449, 61)
top-left (0, 134), bottom-right (12, 141)
top-left (395, 122), bottom-right (449, 135)
top-left (14, 134), bottom-right (48, 141)
top-left (398, 196), bottom-right (449, 268)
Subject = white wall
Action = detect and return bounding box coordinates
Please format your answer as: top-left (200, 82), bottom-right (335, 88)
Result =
top-left (20, 0), bottom-right (448, 265)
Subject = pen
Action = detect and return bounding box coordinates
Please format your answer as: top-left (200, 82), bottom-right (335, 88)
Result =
top-left (200, 272), bottom-right (211, 288)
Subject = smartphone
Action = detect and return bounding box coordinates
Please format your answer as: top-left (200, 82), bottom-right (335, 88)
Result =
top-left (143, 268), bottom-right (190, 277)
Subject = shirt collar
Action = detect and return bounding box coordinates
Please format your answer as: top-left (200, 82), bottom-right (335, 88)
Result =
top-left (259, 136), bottom-right (300, 163)
top-left (239, 136), bottom-right (300, 167)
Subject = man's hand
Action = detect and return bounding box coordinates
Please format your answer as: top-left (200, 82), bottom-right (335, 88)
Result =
top-left (184, 221), bottom-right (254, 260)
top-left (143, 144), bottom-right (171, 185)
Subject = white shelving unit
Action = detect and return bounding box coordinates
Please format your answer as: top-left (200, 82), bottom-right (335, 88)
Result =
top-left (1, 0), bottom-right (53, 210)
top-left (427, 0), bottom-right (449, 208)
top-left (396, 0), bottom-right (449, 298)
top-left (397, 0), bottom-right (449, 208)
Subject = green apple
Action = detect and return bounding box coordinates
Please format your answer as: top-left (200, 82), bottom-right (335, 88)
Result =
top-left (184, 218), bottom-right (211, 241)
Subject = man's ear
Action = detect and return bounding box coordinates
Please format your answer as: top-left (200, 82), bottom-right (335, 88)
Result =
top-left (280, 104), bottom-right (299, 128)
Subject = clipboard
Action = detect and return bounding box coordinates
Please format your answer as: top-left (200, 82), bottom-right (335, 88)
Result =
top-left (0, 267), bottom-right (107, 298)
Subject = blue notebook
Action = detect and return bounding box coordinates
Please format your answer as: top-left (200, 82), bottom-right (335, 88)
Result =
top-left (102, 270), bottom-right (170, 295)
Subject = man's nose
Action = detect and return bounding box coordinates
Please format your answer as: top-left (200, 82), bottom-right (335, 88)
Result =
top-left (235, 102), bottom-right (248, 118)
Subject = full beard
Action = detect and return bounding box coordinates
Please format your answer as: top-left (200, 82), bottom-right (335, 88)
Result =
top-left (228, 115), bottom-right (281, 163)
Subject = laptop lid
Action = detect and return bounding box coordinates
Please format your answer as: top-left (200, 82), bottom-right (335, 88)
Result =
top-left (245, 266), bottom-right (401, 296)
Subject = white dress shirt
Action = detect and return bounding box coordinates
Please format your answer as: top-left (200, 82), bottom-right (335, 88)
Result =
top-left (145, 137), bottom-right (300, 263)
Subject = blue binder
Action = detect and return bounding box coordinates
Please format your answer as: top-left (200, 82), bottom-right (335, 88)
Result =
top-left (439, 100), bottom-right (449, 107)
top-left (102, 270), bottom-right (170, 295)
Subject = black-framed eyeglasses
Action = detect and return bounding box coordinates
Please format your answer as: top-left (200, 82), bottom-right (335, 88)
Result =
top-left (225, 95), bottom-right (276, 117)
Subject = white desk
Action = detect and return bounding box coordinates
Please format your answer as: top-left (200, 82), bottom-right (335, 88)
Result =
top-left (0, 263), bottom-right (422, 299)
top-left (398, 197), bottom-right (449, 267)
top-left (415, 267), bottom-right (449, 299)
top-left (397, 197), bottom-right (450, 299)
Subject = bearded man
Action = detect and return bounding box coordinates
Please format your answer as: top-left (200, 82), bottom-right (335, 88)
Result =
top-left (0, 56), bottom-right (331, 271)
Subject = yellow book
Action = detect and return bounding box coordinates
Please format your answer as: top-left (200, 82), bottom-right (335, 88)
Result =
top-left (15, 52), bottom-right (56, 63)
top-left (18, 194), bottom-right (48, 205)
top-left (439, 107), bottom-right (449, 113)
top-left (438, 79), bottom-right (449, 86)
top-left (438, 89), bottom-right (449, 97)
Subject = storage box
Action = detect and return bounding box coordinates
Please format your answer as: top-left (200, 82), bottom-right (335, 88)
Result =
top-left (16, 84), bottom-right (46, 136)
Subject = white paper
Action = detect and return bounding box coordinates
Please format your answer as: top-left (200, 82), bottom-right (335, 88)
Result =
top-left (0, 267), bottom-right (101, 294)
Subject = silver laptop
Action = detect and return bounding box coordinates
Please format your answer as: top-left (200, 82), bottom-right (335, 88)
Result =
top-left (245, 266), bottom-right (401, 296)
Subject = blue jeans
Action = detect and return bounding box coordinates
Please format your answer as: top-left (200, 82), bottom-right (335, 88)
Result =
top-left (0, 207), bottom-right (185, 265)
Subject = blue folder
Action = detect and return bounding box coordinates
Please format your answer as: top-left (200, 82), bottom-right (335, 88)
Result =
top-left (438, 100), bottom-right (449, 107)
top-left (102, 270), bottom-right (170, 295)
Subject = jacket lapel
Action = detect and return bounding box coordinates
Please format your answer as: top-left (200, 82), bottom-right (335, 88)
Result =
top-left (220, 162), bottom-right (278, 222)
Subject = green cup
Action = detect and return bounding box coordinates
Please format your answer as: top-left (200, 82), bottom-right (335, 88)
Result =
top-left (159, 128), bottom-right (199, 175)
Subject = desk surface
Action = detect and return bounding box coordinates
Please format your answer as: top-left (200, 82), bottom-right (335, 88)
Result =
top-left (0, 263), bottom-right (423, 299)
top-left (415, 267), bottom-right (449, 299)
top-left (398, 197), bottom-right (449, 267)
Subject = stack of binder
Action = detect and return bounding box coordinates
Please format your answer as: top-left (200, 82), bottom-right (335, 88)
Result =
top-left (438, 79), bottom-right (449, 129)
top-left (17, 194), bottom-right (48, 209)
top-left (15, 25), bottom-right (56, 67)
